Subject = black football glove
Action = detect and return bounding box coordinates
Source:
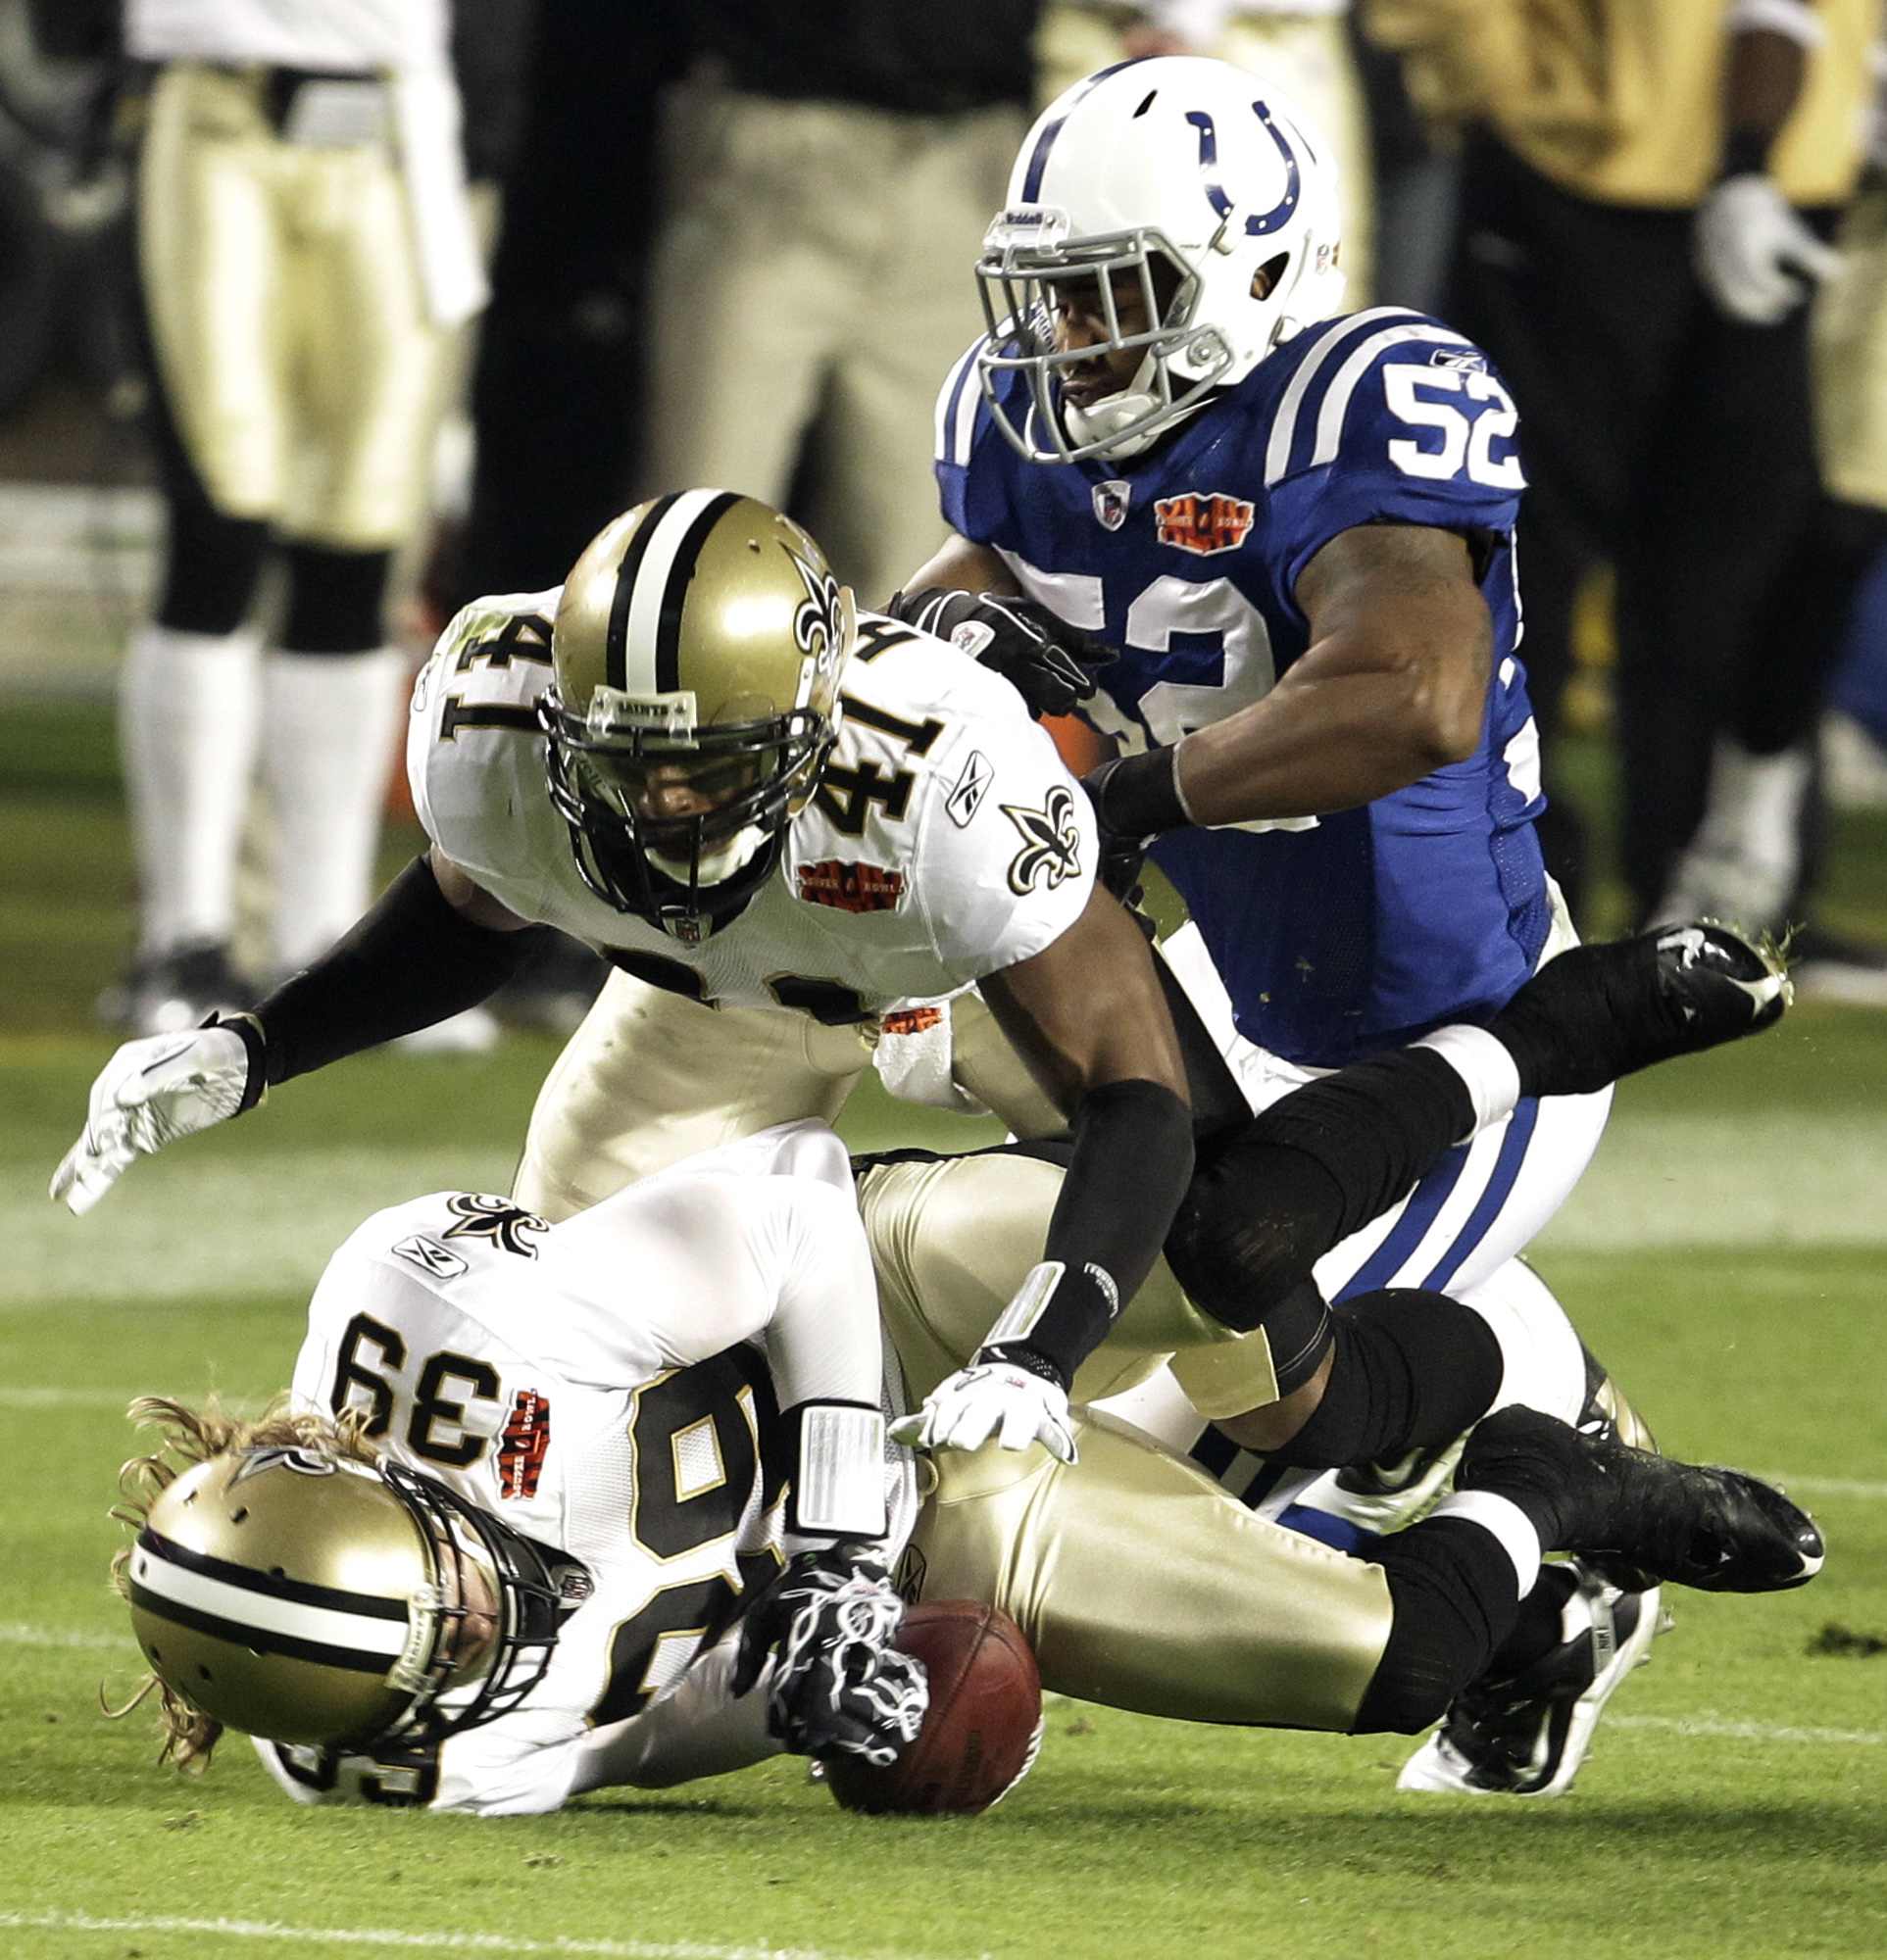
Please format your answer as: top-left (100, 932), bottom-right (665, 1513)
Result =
top-left (888, 587), bottom-right (1117, 719)
top-left (1081, 750), bottom-right (1194, 904)
top-left (730, 1544), bottom-right (928, 1766)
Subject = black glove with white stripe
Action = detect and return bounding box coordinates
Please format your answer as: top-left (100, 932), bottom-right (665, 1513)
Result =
top-left (889, 587), bottom-right (1117, 718)
top-left (730, 1544), bottom-right (928, 1766)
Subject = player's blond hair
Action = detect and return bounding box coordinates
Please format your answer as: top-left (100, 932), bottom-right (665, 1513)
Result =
top-left (106, 1396), bottom-right (378, 1773)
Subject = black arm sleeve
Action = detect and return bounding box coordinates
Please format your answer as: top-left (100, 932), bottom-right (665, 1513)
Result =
top-left (254, 856), bottom-right (550, 1084)
top-left (982, 1077), bottom-right (1195, 1390)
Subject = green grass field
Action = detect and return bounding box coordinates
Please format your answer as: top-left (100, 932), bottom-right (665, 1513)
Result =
top-left (3, 702), bottom-right (1884, 1960)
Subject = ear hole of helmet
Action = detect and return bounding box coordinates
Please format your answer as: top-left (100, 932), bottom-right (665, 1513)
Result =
top-left (1252, 253), bottom-right (1289, 303)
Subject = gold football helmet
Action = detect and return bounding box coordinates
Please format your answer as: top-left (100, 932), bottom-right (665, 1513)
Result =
top-left (541, 489), bottom-right (856, 940)
top-left (124, 1441), bottom-right (588, 1753)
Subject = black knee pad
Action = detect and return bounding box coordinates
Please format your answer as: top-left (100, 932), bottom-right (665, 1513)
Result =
top-left (1165, 1141), bottom-right (1346, 1334)
top-left (279, 543), bottom-right (394, 655)
top-left (1352, 1516), bottom-right (1520, 1734)
top-left (1261, 1287), bottom-right (1502, 1470)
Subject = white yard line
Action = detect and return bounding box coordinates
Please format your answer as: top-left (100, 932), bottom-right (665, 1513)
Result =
top-left (0, 1913), bottom-right (965, 1960)
top-left (6, 1623), bottom-right (128, 1650)
top-left (1609, 1713), bottom-right (1884, 1746)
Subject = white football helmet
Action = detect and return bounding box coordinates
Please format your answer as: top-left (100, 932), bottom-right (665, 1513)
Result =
top-left (976, 56), bottom-right (1345, 465)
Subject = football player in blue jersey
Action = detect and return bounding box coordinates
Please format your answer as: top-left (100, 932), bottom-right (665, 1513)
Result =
top-left (889, 56), bottom-right (1790, 1593)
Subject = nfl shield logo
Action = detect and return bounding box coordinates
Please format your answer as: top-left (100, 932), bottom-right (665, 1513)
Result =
top-left (1092, 480), bottom-right (1131, 531)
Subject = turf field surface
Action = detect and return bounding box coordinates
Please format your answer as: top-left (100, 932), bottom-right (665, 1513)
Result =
top-left (3, 704), bottom-right (1884, 1959)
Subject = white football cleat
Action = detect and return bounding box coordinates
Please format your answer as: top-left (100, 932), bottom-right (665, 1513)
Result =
top-left (1397, 1563), bottom-right (1664, 1798)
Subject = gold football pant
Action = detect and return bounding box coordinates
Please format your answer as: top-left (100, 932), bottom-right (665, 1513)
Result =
top-left (912, 1406), bottom-right (1392, 1729)
top-left (513, 973), bottom-right (878, 1221)
top-left (138, 64), bottom-right (447, 549)
top-left (511, 976), bottom-right (1060, 1223)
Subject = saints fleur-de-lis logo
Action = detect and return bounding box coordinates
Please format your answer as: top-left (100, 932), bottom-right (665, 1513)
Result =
top-left (783, 540), bottom-right (846, 666)
top-left (1002, 784), bottom-right (1083, 896)
top-left (442, 1194), bottom-right (550, 1258)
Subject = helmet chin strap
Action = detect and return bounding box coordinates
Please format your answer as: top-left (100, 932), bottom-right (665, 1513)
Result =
top-left (1064, 389), bottom-right (1167, 460)
top-left (647, 822), bottom-right (770, 889)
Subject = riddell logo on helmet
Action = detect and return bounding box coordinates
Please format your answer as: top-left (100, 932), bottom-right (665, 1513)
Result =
top-left (797, 859), bottom-right (906, 913)
top-left (1155, 493), bottom-right (1256, 556)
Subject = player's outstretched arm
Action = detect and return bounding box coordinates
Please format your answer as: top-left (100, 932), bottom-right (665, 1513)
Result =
top-left (894, 885), bottom-right (1193, 1460)
top-left (1089, 522), bottom-right (1494, 843)
top-left (51, 851), bottom-right (544, 1212)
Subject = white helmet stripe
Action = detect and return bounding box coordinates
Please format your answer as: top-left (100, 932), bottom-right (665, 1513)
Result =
top-left (611, 488), bottom-right (742, 697)
top-left (127, 1542), bottom-right (411, 1661)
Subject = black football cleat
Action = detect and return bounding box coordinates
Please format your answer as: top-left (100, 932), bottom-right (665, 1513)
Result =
top-left (1488, 922), bottom-right (1791, 1100)
top-left (1398, 1563), bottom-right (1664, 1797)
top-left (1459, 1406), bottom-right (1824, 1593)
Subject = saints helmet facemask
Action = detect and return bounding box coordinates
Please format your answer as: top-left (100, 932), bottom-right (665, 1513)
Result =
top-left (541, 490), bottom-right (855, 941)
top-left (124, 1444), bottom-right (591, 1753)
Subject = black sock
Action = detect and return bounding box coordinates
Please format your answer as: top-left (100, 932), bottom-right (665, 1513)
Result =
top-left (1354, 1517), bottom-right (1524, 1734)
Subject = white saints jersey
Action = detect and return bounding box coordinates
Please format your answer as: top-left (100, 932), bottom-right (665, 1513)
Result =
top-left (408, 596), bottom-right (1097, 1024)
top-left (257, 1122), bottom-right (918, 1816)
top-left (126, 0), bottom-right (451, 72)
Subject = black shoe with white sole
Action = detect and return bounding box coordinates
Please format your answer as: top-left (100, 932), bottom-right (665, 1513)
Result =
top-left (1459, 1406), bottom-right (1823, 1593)
top-left (1488, 922), bottom-right (1791, 1101)
top-left (1398, 1563), bottom-right (1664, 1797)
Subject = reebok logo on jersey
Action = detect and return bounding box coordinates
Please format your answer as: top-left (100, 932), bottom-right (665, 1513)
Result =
top-left (1092, 480), bottom-right (1131, 530)
top-left (946, 750), bottom-right (992, 827)
top-left (1155, 492), bottom-right (1255, 556)
top-left (1002, 785), bottom-right (1083, 895)
top-left (797, 859), bottom-right (906, 913)
top-left (392, 1235), bottom-right (467, 1280)
top-left (497, 1390), bottom-right (551, 1500)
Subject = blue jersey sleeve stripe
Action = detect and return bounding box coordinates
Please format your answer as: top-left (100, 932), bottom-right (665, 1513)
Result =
top-left (934, 339), bottom-right (984, 466)
top-left (1309, 322), bottom-right (1474, 469)
top-left (1262, 307), bottom-right (1428, 487)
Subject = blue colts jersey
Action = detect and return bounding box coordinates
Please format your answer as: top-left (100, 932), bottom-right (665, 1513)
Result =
top-left (936, 306), bottom-right (1551, 1069)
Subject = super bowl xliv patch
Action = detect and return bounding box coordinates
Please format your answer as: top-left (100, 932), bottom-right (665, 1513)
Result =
top-left (497, 1389), bottom-right (552, 1501)
top-left (1092, 479), bottom-right (1131, 531)
top-left (1155, 492), bottom-right (1255, 556)
top-left (796, 858), bottom-right (906, 913)
top-left (1002, 785), bottom-right (1083, 896)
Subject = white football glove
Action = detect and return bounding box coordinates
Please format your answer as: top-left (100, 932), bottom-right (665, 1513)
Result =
top-left (1693, 174), bottom-right (1839, 325)
top-left (50, 1025), bottom-right (257, 1215)
top-left (890, 1359), bottom-right (1078, 1463)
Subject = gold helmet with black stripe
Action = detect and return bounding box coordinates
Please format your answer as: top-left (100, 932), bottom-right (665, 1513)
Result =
top-left (123, 1439), bottom-right (587, 1755)
top-left (541, 490), bottom-right (856, 939)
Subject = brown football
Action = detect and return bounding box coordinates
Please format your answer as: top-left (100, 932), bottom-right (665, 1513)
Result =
top-left (823, 1599), bottom-right (1042, 1816)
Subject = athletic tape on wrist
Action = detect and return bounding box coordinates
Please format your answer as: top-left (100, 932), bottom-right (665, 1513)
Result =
top-left (983, 1261), bottom-right (1066, 1348)
top-left (787, 1401), bottom-right (887, 1541)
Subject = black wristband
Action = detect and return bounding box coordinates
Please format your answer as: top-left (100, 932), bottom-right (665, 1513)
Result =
top-left (206, 1011), bottom-right (269, 1112)
top-left (991, 1077), bottom-right (1194, 1387)
top-left (1719, 128), bottom-right (1771, 180)
top-left (254, 856), bottom-right (549, 1083)
top-left (1087, 748), bottom-right (1191, 842)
